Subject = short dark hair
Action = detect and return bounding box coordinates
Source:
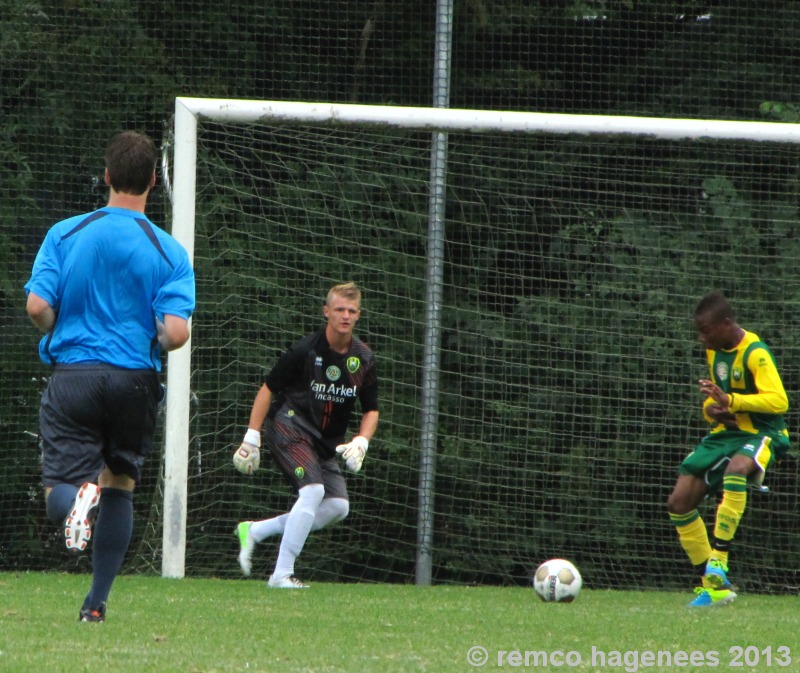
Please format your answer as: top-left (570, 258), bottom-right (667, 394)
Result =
top-left (105, 131), bottom-right (157, 195)
top-left (694, 291), bottom-right (734, 323)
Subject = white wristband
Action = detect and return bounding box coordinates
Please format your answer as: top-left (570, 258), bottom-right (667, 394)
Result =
top-left (244, 428), bottom-right (261, 447)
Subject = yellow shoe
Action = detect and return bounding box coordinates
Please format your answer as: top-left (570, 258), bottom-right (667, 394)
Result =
top-left (688, 586), bottom-right (736, 608)
top-left (703, 558), bottom-right (730, 590)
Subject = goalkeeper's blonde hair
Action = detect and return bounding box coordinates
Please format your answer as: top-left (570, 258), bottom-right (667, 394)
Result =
top-left (326, 282), bottom-right (362, 306)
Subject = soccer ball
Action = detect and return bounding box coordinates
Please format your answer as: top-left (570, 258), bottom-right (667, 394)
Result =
top-left (533, 558), bottom-right (582, 603)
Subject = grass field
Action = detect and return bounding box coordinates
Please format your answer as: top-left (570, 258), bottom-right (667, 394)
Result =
top-left (1, 572), bottom-right (798, 673)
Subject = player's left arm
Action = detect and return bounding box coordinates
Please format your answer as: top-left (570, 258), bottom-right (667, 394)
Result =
top-left (356, 409), bottom-right (380, 443)
top-left (156, 314), bottom-right (190, 351)
top-left (337, 360), bottom-right (379, 472)
top-left (728, 347), bottom-right (789, 414)
top-left (336, 410), bottom-right (379, 472)
top-left (355, 359), bottom-right (379, 442)
top-left (153, 244), bottom-right (195, 351)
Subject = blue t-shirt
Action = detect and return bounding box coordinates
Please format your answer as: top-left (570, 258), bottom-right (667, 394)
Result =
top-left (25, 207), bottom-right (196, 371)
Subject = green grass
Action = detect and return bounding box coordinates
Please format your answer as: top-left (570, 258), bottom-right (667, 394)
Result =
top-left (1, 572), bottom-right (798, 673)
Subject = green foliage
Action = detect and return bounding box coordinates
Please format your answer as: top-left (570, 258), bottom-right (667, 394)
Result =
top-left (760, 101), bottom-right (800, 123)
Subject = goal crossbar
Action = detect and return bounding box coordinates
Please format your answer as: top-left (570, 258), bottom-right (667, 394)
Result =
top-left (176, 97), bottom-right (800, 142)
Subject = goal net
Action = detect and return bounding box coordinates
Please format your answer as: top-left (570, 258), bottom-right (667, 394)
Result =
top-left (148, 98), bottom-right (800, 593)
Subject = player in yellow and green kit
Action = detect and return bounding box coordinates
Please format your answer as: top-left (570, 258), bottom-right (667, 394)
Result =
top-left (667, 291), bottom-right (790, 607)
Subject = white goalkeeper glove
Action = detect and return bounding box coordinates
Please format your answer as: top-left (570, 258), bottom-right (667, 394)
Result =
top-left (335, 435), bottom-right (368, 473)
top-left (233, 428), bottom-right (261, 475)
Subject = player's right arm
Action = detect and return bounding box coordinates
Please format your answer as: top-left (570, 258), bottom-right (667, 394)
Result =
top-left (703, 400), bottom-right (738, 428)
top-left (25, 226), bottom-right (62, 333)
top-left (233, 383), bottom-right (274, 475)
top-left (26, 292), bottom-right (56, 333)
top-left (248, 383), bottom-right (273, 432)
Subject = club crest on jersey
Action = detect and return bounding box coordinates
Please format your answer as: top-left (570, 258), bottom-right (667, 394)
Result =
top-left (715, 362), bottom-right (729, 381)
top-left (326, 365), bottom-right (341, 381)
top-left (732, 366), bottom-right (743, 382)
top-left (295, 466), bottom-right (305, 479)
top-left (346, 357), bottom-right (360, 374)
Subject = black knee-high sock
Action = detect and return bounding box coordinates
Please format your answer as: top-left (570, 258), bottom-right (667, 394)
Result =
top-left (83, 488), bottom-right (133, 610)
top-left (46, 483), bottom-right (79, 524)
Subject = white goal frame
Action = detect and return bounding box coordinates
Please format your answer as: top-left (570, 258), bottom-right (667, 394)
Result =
top-left (163, 96), bottom-right (800, 578)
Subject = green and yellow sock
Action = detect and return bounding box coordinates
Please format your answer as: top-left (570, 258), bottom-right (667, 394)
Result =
top-left (714, 474), bottom-right (747, 540)
top-left (670, 509), bottom-right (712, 566)
top-left (711, 473), bottom-right (747, 567)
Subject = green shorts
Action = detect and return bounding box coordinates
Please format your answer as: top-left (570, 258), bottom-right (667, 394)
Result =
top-left (679, 430), bottom-right (790, 493)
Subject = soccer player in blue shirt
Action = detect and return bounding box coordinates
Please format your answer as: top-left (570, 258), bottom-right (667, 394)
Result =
top-left (232, 282), bottom-right (379, 588)
top-left (25, 131), bottom-right (196, 622)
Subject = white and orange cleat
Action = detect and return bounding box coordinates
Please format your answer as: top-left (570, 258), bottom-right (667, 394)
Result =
top-left (64, 483), bottom-right (100, 554)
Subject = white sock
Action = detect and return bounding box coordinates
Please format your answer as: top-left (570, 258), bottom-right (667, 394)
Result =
top-left (272, 484), bottom-right (325, 579)
top-left (250, 497), bottom-right (349, 542)
top-left (311, 498), bottom-right (349, 531)
top-left (250, 514), bottom-right (288, 542)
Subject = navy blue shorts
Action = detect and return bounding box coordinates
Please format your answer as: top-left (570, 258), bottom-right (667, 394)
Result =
top-left (266, 408), bottom-right (348, 500)
top-left (40, 364), bottom-right (161, 486)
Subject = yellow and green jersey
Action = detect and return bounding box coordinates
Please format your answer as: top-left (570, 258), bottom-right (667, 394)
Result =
top-left (703, 329), bottom-right (789, 440)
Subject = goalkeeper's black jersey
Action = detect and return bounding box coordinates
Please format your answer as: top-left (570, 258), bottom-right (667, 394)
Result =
top-left (264, 328), bottom-right (378, 450)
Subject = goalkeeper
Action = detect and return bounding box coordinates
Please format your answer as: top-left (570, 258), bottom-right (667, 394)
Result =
top-left (667, 291), bottom-right (790, 608)
top-left (233, 282), bottom-right (379, 588)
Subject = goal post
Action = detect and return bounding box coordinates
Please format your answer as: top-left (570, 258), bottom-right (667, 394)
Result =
top-left (163, 96), bottom-right (800, 589)
top-left (160, 101), bottom-right (197, 578)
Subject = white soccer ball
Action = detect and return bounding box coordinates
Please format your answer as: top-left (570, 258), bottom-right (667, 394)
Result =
top-left (533, 558), bottom-right (582, 603)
